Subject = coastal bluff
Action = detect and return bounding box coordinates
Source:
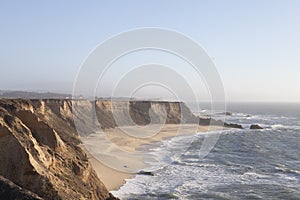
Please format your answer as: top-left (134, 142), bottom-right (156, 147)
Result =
top-left (0, 99), bottom-right (240, 199)
top-left (0, 99), bottom-right (118, 200)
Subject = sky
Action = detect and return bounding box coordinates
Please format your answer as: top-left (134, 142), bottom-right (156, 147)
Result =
top-left (0, 0), bottom-right (299, 102)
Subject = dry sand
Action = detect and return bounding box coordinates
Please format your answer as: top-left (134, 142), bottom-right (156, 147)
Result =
top-left (87, 124), bottom-right (223, 191)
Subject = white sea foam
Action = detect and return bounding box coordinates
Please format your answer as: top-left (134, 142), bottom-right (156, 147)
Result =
top-left (271, 124), bottom-right (300, 130)
top-left (112, 109), bottom-right (300, 199)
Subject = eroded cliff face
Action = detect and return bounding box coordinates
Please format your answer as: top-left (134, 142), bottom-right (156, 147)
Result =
top-left (95, 100), bottom-right (198, 129)
top-left (0, 99), bottom-right (113, 200)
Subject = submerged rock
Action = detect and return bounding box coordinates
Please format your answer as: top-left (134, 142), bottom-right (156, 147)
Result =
top-left (137, 171), bottom-right (155, 176)
top-left (250, 124), bottom-right (263, 129)
top-left (217, 112), bottom-right (233, 116)
top-left (224, 123), bottom-right (243, 129)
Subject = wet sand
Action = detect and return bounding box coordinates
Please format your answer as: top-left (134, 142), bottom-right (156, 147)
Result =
top-left (87, 124), bottom-right (222, 190)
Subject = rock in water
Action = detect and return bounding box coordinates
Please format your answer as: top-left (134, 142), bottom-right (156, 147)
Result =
top-left (225, 123), bottom-right (243, 129)
top-left (250, 124), bottom-right (263, 129)
top-left (216, 112), bottom-right (233, 116)
top-left (137, 171), bottom-right (155, 176)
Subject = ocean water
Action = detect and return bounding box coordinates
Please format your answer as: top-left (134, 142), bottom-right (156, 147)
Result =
top-left (112, 103), bottom-right (300, 200)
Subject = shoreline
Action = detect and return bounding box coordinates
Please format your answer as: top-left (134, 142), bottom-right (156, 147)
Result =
top-left (87, 124), bottom-right (223, 191)
top-left (89, 157), bottom-right (133, 191)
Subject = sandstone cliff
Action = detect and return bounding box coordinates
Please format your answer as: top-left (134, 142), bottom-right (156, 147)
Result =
top-left (95, 100), bottom-right (199, 129)
top-left (95, 100), bottom-right (241, 129)
top-left (0, 99), bottom-right (115, 200)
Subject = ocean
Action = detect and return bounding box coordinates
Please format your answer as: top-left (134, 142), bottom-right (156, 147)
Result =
top-left (112, 102), bottom-right (300, 200)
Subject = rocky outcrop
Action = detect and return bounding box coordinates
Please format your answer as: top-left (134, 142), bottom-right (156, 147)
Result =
top-left (250, 124), bottom-right (263, 129)
top-left (198, 117), bottom-right (243, 129)
top-left (0, 175), bottom-right (43, 200)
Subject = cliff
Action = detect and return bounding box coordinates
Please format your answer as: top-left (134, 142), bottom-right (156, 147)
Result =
top-left (0, 99), bottom-right (117, 200)
top-left (96, 101), bottom-right (241, 129)
top-left (0, 99), bottom-right (240, 199)
top-left (95, 100), bottom-right (199, 129)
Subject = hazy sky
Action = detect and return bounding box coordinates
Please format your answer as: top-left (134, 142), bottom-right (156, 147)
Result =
top-left (0, 0), bottom-right (299, 102)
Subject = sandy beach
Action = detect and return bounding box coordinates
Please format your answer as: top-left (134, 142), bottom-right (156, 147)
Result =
top-left (87, 124), bottom-right (223, 191)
